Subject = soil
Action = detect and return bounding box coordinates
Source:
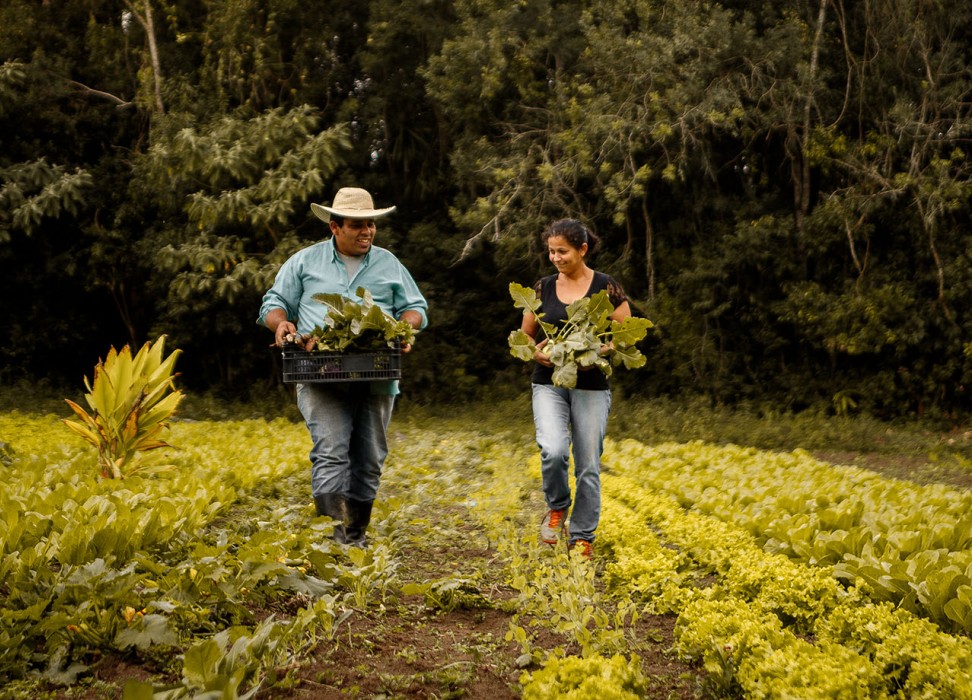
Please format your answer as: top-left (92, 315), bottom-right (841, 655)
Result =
top-left (811, 450), bottom-right (972, 489)
top-left (254, 509), bottom-right (706, 699)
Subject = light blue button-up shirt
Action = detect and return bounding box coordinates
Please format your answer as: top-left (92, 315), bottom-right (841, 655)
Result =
top-left (258, 237), bottom-right (428, 393)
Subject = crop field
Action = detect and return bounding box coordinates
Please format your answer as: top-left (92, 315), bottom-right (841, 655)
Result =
top-left (2, 397), bottom-right (972, 699)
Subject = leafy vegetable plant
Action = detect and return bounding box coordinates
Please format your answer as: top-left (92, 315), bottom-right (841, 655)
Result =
top-left (62, 335), bottom-right (184, 479)
top-left (507, 282), bottom-right (652, 388)
top-left (305, 286), bottom-right (415, 352)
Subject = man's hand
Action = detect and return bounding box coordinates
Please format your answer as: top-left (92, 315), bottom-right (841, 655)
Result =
top-left (266, 308), bottom-right (301, 348)
top-left (275, 323), bottom-right (299, 347)
top-left (398, 309), bottom-right (423, 354)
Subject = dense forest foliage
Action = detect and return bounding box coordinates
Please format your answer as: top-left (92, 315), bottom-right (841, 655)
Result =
top-left (1, 0), bottom-right (970, 418)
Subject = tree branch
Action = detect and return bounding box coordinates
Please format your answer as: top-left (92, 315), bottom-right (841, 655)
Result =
top-left (68, 80), bottom-right (133, 108)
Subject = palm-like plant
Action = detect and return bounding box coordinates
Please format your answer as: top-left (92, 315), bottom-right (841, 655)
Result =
top-left (63, 336), bottom-right (184, 479)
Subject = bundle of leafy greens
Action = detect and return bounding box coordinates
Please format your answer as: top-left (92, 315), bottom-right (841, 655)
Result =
top-left (507, 282), bottom-right (652, 388)
top-left (304, 287), bottom-right (415, 352)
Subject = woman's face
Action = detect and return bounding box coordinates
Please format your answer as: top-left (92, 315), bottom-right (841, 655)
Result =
top-left (547, 235), bottom-right (587, 274)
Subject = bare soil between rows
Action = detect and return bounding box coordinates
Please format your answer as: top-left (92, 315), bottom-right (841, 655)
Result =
top-left (255, 511), bottom-right (704, 699)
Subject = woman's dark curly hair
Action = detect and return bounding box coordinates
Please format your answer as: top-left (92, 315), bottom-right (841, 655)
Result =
top-left (541, 218), bottom-right (600, 255)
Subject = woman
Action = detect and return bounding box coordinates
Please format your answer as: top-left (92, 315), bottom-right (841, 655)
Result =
top-left (521, 219), bottom-right (632, 560)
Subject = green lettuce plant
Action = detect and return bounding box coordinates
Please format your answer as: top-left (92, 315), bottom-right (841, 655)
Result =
top-left (520, 654), bottom-right (649, 700)
top-left (507, 282), bottom-right (652, 388)
top-left (63, 336), bottom-right (184, 479)
top-left (305, 286), bottom-right (415, 352)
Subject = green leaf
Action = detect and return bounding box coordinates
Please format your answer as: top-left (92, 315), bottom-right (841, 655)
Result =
top-left (508, 330), bottom-right (537, 361)
top-left (311, 292), bottom-right (347, 312)
top-left (121, 680), bottom-right (157, 700)
top-left (401, 582), bottom-right (432, 596)
top-left (613, 345), bottom-right (647, 369)
top-left (308, 288), bottom-right (414, 351)
top-left (182, 638), bottom-right (223, 687)
top-left (552, 362), bottom-right (578, 389)
top-left (574, 347), bottom-right (601, 368)
top-left (611, 316), bottom-right (653, 346)
top-left (944, 586), bottom-right (972, 629)
top-left (115, 614), bottom-right (179, 650)
top-left (38, 644), bottom-right (88, 686)
top-left (509, 282), bottom-right (541, 314)
top-left (567, 290), bottom-right (613, 331)
top-left (508, 284), bottom-right (650, 384)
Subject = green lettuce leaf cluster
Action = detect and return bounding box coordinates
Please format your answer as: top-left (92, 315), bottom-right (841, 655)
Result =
top-left (507, 282), bottom-right (652, 388)
top-left (307, 287), bottom-right (415, 352)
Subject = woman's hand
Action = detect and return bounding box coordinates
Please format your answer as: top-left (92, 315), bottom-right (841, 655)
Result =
top-left (533, 339), bottom-right (554, 367)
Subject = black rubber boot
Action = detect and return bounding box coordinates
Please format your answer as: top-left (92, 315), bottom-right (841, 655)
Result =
top-left (345, 498), bottom-right (374, 547)
top-left (313, 492), bottom-right (349, 544)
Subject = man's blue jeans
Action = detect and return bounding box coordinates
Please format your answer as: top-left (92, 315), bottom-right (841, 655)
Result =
top-left (531, 383), bottom-right (611, 543)
top-left (296, 383), bottom-right (395, 501)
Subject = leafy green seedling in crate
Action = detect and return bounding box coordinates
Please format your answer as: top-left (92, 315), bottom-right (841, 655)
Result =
top-left (306, 286), bottom-right (415, 352)
top-left (507, 282), bottom-right (652, 389)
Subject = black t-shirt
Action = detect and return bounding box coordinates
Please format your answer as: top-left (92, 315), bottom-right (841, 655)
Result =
top-left (530, 271), bottom-right (628, 390)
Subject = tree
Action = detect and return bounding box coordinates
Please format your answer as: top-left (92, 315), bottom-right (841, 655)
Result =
top-left (132, 108), bottom-right (352, 385)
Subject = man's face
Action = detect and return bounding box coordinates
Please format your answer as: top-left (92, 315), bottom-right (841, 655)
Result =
top-left (331, 217), bottom-right (377, 256)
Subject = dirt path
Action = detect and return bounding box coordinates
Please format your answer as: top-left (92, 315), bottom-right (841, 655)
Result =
top-left (262, 427), bottom-right (706, 699)
top-left (267, 521), bottom-right (703, 699)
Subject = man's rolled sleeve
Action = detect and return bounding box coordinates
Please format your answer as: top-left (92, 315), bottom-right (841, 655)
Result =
top-left (257, 257), bottom-right (302, 327)
top-left (394, 269), bottom-right (429, 329)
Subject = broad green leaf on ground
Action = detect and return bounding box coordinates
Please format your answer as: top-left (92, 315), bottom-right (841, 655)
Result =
top-left (115, 613), bottom-right (178, 650)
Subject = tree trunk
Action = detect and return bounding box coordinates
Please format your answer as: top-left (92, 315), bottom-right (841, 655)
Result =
top-left (125, 0), bottom-right (165, 113)
top-left (794, 0), bottom-right (829, 237)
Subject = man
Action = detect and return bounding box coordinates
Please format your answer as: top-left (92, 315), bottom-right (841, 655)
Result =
top-left (258, 186), bottom-right (428, 545)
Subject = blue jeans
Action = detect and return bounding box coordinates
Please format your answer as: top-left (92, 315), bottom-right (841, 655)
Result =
top-left (531, 383), bottom-right (611, 543)
top-left (296, 383), bottom-right (395, 501)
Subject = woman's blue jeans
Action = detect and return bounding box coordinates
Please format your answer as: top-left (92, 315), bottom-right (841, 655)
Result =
top-left (531, 383), bottom-right (611, 543)
top-left (296, 383), bottom-right (395, 502)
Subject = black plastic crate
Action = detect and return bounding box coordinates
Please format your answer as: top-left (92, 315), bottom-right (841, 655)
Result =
top-left (280, 345), bottom-right (402, 383)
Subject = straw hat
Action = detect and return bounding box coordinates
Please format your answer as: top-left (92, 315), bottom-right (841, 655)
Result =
top-left (310, 187), bottom-right (396, 222)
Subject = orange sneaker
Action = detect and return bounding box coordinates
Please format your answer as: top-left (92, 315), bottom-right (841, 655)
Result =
top-left (568, 539), bottom-right (593, 560)
top-left (540, 509), bottom-right (567, 544)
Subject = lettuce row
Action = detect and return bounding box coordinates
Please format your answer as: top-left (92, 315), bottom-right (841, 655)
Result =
top-left (597, 440), bottom-right (972, 698)
top-left (520, 653), bottom-right (649, 699)
top-left (604, 438), bottom-right (972, 633)
top-left (597, 494), bottom-right (695, 613)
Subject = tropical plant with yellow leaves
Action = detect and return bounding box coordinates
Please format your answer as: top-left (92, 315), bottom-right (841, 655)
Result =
top-left (63, 336), bottom-right (184, 479)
